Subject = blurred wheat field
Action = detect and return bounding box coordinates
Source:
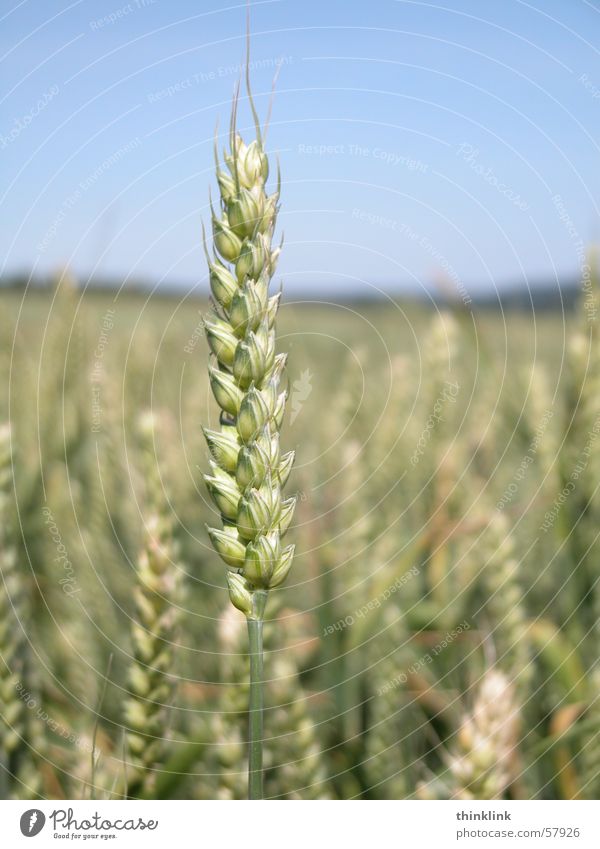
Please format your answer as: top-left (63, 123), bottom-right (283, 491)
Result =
top-left (1, 272), bottom-right (599, 800)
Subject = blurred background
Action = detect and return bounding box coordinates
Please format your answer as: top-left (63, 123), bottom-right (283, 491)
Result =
top-left (1, 0), bottom-right (600, 800)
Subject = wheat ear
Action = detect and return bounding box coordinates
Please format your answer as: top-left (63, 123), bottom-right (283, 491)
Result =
top-left (446, 669), bottom-right (521, 799)
top-left (0, 425), bottom-right (46, 798)
top-left (0, 425), bottom-right (27, 793)
top-left (202, 73), bottom-right (295, 800)
top-left (123, 412), bottom-right (181, 798)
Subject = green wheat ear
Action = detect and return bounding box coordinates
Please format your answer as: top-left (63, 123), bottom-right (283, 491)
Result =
top-left (203, 129), bottom-right (294, 617)
top-left (446, 669), bottom-right (522, 800)
top-left (124, 411), bottom-right (182, 799)
top-left (0, 424), bottom-right (46, 799)
top-left (201, 55), bottom-right (294, 800)
top-left (0, 426), bottom-right (26, 755)
top-left (0, 424), bottom-right (30, 797)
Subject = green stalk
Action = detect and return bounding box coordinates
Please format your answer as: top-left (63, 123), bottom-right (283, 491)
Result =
top-left (247, 616), bottom-right (264, 799)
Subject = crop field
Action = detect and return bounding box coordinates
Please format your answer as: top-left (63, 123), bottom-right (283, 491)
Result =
top-left (1, 277), bottom-right (598, 800)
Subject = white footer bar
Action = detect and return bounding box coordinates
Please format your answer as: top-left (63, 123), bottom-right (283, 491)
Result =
top-left (0, 800), bottom-right (598, 848)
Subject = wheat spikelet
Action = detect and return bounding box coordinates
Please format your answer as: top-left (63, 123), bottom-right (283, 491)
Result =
top-left (364, 607), bottom-right (417, 800)
top-left (419, 311), bottom-right (459, 445)
top-left (562, 329), bottom-right (600, 628)
top-left (560, 253), bottom-right (600, 602)
top-left (0, 425), bottom-right (28, 788)
top-left (480, 512), bottom-right (531, 690)
top-left (0, 425), bottom-right (46, 798)
top-left (520, 363), bottom-right (558, 491)
top-left (570, 252), bottom-right (600, 798)
top-left (123, 411), bottom-right (181, 798)
top-left (199, 63), bottom-right (299, 798)
top-left (326, 439), bottom-right (374, 613)
top-left (409, 311), bottom-right (461, 540)
top-left (202, 89), bottom-right (295, 620)
top-left (203, 607), bottom-right (248, 799)
top-left (447, 669), bottom-right (521, 799)
top-left (264, 651), bottom-right (330, 799)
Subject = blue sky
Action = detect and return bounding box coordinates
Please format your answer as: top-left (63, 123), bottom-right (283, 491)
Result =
top-left (1, 0), bottom-right (600, 299)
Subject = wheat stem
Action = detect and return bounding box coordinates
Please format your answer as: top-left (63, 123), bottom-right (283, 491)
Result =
top-left (247, 616), bottom-right (264, 799)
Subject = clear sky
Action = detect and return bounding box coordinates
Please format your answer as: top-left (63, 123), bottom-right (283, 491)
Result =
top-left (1, 0), bottom-right (600, 300)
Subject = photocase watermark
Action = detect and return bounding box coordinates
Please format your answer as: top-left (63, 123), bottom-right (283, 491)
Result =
top-left (410, 380), bottom-right (460, 466)
top-left (90, 0), bottom-right (157, 30)
top-left (456, 143), bottom-right (529, 211)
top-left (49, 808), bottom-right (158, 834)
top-left (0, 85), bottom-right (59, 149)
top-left (540, 412), bottom-right (600, 532)
top-left (323, 567), bottom-right (419, 636)
top-left (297, 143), bottom-right (345, 157)
top-left (16, 682), bottom-right (96, 758)
top-left (20, 809), bottom-right (46, 837)
top-left (552, 194), bottom-right (597, 323)
top-left (351, 208), bottom-right (472, 306)
top-left (352, 207), bottom-right (399, 231)
top-left (348, 143), bottom-right (428, 172)
top-left (378, 620), bottom-right (470, 695)
top-left (42, 507), bottom-right (79, 596)
top-left (290, 368), bottom-right (313, 424)
top-left (579, 73), bottom-right (600, 100)
top-left (147, 55), bottom-right (293, 103)
top-left (298, 142), bottom-right (428, 172)
top-left (184, 312), bottom-right (204, 355)
top-left (91, 309), bottom-right (116, 433)
top-left (37, 138), bottom-right (142, 254)
top-left (496, 409), bottom-right (554, 510)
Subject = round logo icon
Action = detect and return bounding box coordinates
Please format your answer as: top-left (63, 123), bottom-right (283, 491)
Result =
top-left (20, 810), bottom-right (45, 837)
